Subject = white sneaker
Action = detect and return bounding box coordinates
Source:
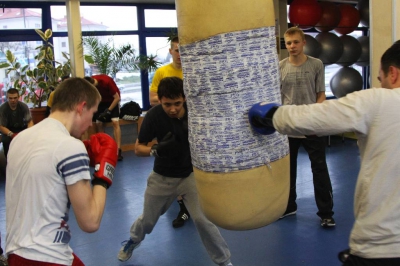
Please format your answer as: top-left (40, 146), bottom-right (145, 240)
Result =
top-left (117, 238), bottom-right (141, 262)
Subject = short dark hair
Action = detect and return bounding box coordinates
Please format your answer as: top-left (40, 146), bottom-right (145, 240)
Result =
top-left (157, 77), bottom-right (184, 100)
top-left (84, 76), bottom-right (95, 84)
top-left (170, 36), bottom-right (179, 48)
top-left (381, 40), bottom-right (400, 75)
top-left (52, 77), bottom-right (101, 112)
top-left (7, 88), bottom-right (19, 96)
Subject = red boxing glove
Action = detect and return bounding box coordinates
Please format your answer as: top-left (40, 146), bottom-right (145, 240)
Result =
top-left (88, 133), bottom-right (118, 188)
top-left (83, 139), bottom-right (95, 167)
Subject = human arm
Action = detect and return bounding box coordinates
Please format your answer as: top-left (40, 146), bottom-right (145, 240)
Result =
top-left (149, 90), bottom-right (160, 106)
top-left (108, 92), bottom-right (120, 111)
top-left (273, 90), bottom-right (375, 137)
top-left (0, 125), bottom-right (14, 137)
top-left (67, 133), bottom-right (117, 232)
top-left (250, 89), bottom-right (377, 137)
top-left (134, 139), bottom-right (152, 157)
top-left (67, 179), bottom-right (106, 233)
top-left (149, 70), bottom-right (162, 106)
top-left (316, 91), bottom-right (326, 103)
top-left (98, 92), bottom-right (120, 121)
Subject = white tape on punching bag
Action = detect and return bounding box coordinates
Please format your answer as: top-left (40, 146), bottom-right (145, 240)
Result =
top-left (176, 0), bottom-right (290, 230)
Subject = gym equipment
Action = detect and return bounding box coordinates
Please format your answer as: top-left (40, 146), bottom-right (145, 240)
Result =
top-left (315, 2), bottom-right (341, 32)
top-left (334, 4), bottom-right (361, 35)
top-left (336, 35), bottom-right (362, 67)
top-left (330, 67), bottom-right (363, 98)
top-left (355, 36), bottom-right (370, 67)
top-left (176, 0), bottom-right (290, 230)
top-left (316, 32), bottom-right (344, 65)
top-left (304, 34), bottom-right (322, 58)
top-left (357, 0), bottom-right (369, 27)
top-left (288, 0), bottom-right (322, 30)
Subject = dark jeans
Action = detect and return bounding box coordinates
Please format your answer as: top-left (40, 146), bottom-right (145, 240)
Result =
top-left (343, 254), bottom-right (400, 266)
top-left (287, 136), bottom-right (334, 218)
top-left (2, 135), bottom-right (12, 158)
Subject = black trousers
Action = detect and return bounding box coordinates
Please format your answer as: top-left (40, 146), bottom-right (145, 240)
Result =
top-left (343, 254), bottom-right (400, 266)
top-left (2, 135), bottom-right (12, 158)
top-left (287, 136), bottom-right (334, 218)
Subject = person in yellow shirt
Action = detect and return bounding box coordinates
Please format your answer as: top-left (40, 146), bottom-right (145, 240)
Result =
top-left (149, 37), bottom-right (183, 106)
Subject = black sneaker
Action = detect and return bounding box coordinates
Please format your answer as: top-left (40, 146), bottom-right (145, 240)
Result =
top-left (321, 217), bottom-right (336, 227)
top-left (172, 210), bottom-right (190, 228)
top-left (279, 209), bottom-right (297, 219)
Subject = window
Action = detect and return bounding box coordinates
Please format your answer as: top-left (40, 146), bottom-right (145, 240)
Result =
top-left (144, 9), bottom-right (177, 28)
top-left (51, 6), bottom-right (138, 32)
top-left (80, 35), bottom-right (142, 106)
top-left (0, 8), bottom-right (42, 29)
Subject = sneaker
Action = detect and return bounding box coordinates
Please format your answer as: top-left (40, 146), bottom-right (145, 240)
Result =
top-left (118, 149), bottom-right (123, 161)
top-left (117, 238), bottom-right (141, 262)
top-left (321, 217), bottom-right (336, 227)
top-left (172, 210), bottom-right (190, 228)
top-left (0, 254), bottom-right (8, 266)
top-left (279, 209), bottom-right (297, 219)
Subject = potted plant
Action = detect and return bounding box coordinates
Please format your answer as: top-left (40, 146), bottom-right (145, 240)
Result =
top-left (0, 29), bottom-right (71, 123)
top-left (82, 35), bottom-right (160, 78)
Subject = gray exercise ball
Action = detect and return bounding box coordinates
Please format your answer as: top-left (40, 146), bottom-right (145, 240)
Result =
top-left (355, 36), bottom-right (370, 67)
top-left (357, 0), bottom-right (369, 27)
top-left (336, 35), bottom-right (362, 67)
top-left (315, 32), bottom-right (344, 65)
top-left (304, 34), bottom-right (322, 58)
top-left (330, 67), bottom-right (363, 98)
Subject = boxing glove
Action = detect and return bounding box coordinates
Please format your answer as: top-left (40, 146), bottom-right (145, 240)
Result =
top-left (87, 133), bottom-right (118, 188)
top-left (98, 109), bottom-right (112, 122)
top-left (83, 139), bottom-right (95, 167)
top-left (248, 102), bottom-right (280, 135)
top-left (150, 132), bottom-right (181, 158)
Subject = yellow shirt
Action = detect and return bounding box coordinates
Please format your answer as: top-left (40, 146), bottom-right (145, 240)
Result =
top-left (47, 91), bottom-right (55, 108)
top-left (149, 63), bottom-right (183, 93)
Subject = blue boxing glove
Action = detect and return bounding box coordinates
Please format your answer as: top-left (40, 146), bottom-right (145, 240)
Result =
top-left (248, 102), bottom-right (280, 135)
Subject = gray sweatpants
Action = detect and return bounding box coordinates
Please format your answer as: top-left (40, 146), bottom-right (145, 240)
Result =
top-left (129, 171), bottom-right (232, 266)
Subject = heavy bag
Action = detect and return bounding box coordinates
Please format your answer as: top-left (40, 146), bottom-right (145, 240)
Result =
top-left (176, 0), bottom-right (290, 230)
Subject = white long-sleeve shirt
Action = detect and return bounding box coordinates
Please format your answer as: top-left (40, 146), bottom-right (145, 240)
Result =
top-left (273, 87), bottom-right (400, 259)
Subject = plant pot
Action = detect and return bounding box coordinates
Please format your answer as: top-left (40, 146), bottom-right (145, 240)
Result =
top-left (30, 107), bottom-right (47, 124)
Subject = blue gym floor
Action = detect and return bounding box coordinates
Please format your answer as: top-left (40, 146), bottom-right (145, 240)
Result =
top-left (0, 136), bottom-right (359, 266)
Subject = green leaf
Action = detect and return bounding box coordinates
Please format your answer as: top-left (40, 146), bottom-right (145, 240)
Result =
top-left (84, 54), bottom-right (95, 64)
top-left (0, 62), bottom-right (10, 69)
top-left (35, 29), bottom-right (46, 41)
top-left (37, 81), bottom-right (47, 89)
top-left (44, 29), bottom-right (53, 40)
top-left (5, 50), bottom-right (16, 63)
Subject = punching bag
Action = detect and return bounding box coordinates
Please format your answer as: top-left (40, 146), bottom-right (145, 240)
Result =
top-left (176, 0), bottom-right (290, 230)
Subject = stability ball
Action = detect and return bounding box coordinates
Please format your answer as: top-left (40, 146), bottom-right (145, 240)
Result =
top-left (288, 0), bottom-right (322, 30)
top-left (355, 36), bottom-right (370, 67)
top-left (330, 67), bottom-right (363, 98)
top-left (315, 2), bottom-right (341, 32)
top-left (336, 35), bottom-right (362, 67)
top-left (334, 4), bottom-right (361, 35)
top-left (357, 0), bottom-right (369, 27)
top-left (315, 32), bottom-right (343, 65)
top-left (304, 34), bottom-right (322, 58)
